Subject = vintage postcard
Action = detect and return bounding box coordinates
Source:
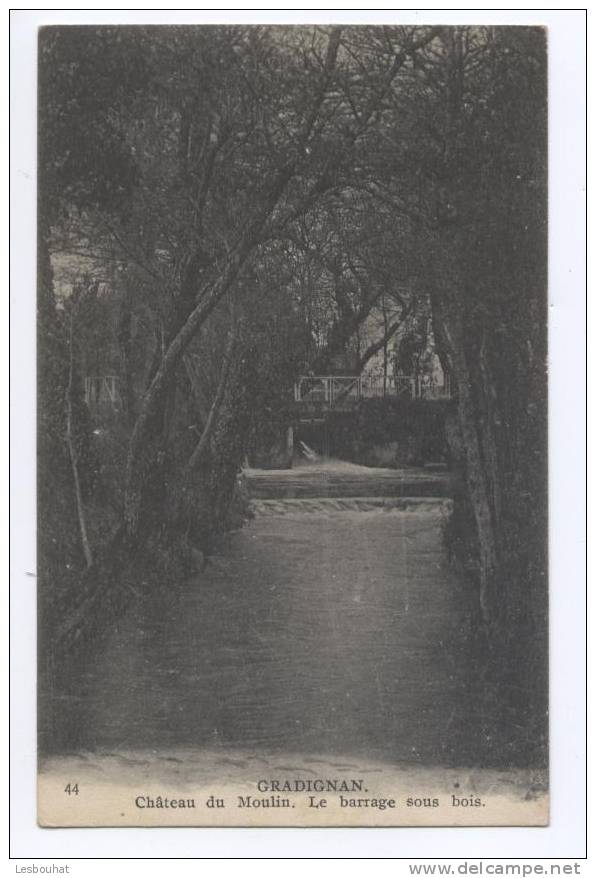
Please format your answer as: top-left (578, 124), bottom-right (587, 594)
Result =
top-left (37, 23), bottom-right (549, 828)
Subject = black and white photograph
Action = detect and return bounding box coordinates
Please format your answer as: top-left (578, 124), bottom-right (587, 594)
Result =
top-left (33, 20), bottom-right (552, 828)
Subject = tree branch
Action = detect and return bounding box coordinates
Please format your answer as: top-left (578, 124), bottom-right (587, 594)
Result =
top-left (123, 29), bottom-right (344, 537)
top-left (186, 314), bottom-right (237, 471)
top-left (357, 311), bottom-right (408, 372)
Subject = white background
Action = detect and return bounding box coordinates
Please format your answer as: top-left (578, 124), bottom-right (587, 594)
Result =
top-left (8, 5), bottom-right (588, 864)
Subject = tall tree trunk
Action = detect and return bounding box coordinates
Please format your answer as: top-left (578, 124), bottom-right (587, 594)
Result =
top-left (65, 308), bottom-right (93, 569)
top-left (428, 255), bottom-right (498, 625)
top-left (117, 298), bottom-right (136, 427)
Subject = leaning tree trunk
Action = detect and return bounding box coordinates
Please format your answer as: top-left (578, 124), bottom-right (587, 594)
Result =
top-left (187, 317), bottom-right (237, 472)
top-left (56, 29), bottom-right (345, 654)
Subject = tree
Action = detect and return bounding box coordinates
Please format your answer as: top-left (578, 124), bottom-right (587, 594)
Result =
top-left (40, 26), bottom-right (549, 771)
top-left (358, 25), bottom-right (548, 763)
top-left (44, 26), bottom-right (352, 650)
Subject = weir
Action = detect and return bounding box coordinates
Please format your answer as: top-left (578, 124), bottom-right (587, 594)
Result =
top-left (42, 458), bottom-right (470, 764)
top-left (251, 390), bottom-right (454, 470)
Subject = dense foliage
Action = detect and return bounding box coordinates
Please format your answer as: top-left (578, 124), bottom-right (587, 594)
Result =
top-left (39, 25), bottom-right (547, 765)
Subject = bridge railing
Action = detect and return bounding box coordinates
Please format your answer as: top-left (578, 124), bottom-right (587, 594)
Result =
top-left (294, 375), bottom-right (361, 404)
top-left (294, 374), bottom-right (451, 404)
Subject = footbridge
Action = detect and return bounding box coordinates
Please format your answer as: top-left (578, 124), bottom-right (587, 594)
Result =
top-left (293, 374), bottom-right (451, 410)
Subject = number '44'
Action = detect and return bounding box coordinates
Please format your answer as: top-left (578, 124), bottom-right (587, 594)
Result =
top-left (64, 783), bottom-right (79, 796)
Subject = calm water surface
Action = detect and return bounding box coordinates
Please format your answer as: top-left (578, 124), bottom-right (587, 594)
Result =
top-left (45, 468), bottom-right (479, 765)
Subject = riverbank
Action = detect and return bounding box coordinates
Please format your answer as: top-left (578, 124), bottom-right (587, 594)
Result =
top-left (38, 461), bottom-right (547, 827)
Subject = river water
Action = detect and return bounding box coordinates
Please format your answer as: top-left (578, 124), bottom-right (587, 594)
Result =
top-left (46, 461), bottom-right (483, 767)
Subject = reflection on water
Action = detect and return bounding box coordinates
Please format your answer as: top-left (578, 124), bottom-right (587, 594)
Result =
top-left (44, 497), bottom-right (479, 766)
